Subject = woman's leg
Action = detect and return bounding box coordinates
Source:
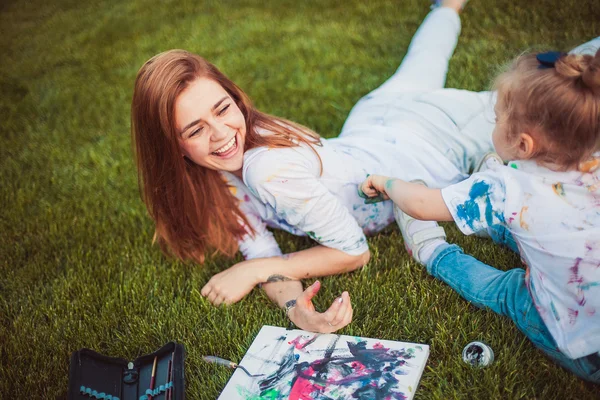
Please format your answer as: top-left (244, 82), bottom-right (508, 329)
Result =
top-left (427, 237), bottom-right (599, 383)
top-left (569, 36), bottom-right (600, 55)
top-left (340, 7), bottom-right (462, 134)
top-left (372, 7), bottom-right (462, 94)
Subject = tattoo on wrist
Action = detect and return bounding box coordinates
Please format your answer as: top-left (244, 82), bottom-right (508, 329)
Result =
top-left (265, 274), bottom-right (293, 283)
top-left (284, 299), bottom-right (297, 319)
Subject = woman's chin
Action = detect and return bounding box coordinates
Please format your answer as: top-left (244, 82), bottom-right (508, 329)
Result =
top-left (215, 154), bottom-right (244, 173)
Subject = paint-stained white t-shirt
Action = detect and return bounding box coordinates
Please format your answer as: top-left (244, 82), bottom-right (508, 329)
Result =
top-left (223, 124), bottom-right (471, 260)
top-left (441, 158), bottom-right (600, 359)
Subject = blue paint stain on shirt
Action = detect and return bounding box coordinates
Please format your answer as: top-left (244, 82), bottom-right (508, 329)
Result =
top-left (455, 180), bottom-right (504, 231)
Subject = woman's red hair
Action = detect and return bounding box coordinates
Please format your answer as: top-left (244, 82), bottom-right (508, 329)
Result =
top-left (131, 50), bottom-right (321, 263)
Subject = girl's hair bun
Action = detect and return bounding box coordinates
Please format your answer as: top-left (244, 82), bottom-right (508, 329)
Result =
top-left (556, 49), bottom-right (600, 93)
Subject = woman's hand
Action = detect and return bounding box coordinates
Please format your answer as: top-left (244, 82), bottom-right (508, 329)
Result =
top-left (201, 260), bottom-right (261, 305)
top-left (288, 281), bottom-right (353, 333)
top-left (360, 175), bottom-right (392, 203)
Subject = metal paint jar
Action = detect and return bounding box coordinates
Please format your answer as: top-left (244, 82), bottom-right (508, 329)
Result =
top-left (462, 341), bottom-right (494, 367)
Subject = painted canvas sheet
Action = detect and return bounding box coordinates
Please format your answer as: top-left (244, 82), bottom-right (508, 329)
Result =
top-left (218, 325), bottom-right (429, 400)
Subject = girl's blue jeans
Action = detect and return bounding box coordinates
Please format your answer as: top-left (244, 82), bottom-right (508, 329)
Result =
top-left (427, 225), bottom-right (600, 384)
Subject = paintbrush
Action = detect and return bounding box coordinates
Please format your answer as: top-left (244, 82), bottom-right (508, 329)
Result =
top-left (202, 355), bottom-right (264, 377)
top-left (149, 356), bottom-right (157, 400)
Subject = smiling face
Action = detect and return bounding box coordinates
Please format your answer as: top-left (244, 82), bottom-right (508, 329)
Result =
top-left (175, 77), bottom-right (246, 173)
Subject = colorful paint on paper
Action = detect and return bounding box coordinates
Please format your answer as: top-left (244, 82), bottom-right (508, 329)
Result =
top-left (218, 326), bottom-right (429, 400)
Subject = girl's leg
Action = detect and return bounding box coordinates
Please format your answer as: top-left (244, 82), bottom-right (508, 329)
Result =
top-left (427, 242), bottom-right (600, 383)
top-left (397, 200), bottom-right (600, 382)
top-left (341, 7), bottom-right (462, 134)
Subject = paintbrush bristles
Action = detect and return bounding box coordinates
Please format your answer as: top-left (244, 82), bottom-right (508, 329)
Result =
top-left (202, 355), bottom-right (236, 368)
top-left (151, 356), bottom-right (158, 376)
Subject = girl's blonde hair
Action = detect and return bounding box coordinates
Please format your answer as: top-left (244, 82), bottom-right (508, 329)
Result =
top-left (494, 48), bottom-right (600, 169)
top-left (131, 50), bottom-right (322, 263)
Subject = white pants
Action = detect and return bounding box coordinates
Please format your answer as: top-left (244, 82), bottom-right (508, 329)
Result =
top-left (340, 7), bottom-right (600, 178)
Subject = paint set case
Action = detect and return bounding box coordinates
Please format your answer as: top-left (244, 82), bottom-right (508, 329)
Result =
top-left (68, 342), bottom-right (185, 400)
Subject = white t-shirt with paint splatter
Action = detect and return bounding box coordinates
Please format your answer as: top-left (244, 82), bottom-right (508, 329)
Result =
top-left (223, 127), bottom-right (470, 261)
top-left (441, 159), bottom-right (600, 359)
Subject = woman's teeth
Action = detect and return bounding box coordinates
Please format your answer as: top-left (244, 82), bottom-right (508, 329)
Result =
top-left (213, 136), bottom-right (236, 155)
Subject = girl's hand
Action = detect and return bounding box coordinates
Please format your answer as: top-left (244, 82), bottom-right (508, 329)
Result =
top-left (360, 175), bottom-right (392, 203)
top-left (201, 260), bottom-right (260, 305)
top-left (288, 281), bottom-right (353, 333)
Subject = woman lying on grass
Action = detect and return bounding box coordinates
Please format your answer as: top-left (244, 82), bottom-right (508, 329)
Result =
top-left (131, 0), bottom-right (514, 333)
top-left (361, 42), bottom-right (600, 383)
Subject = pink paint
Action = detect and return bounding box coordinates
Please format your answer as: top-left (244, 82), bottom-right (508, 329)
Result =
top-left (586, 307), bottom-right (596, 316)
top-left (567, 258), bottom-right (583, 285)
top-left (373, 342), bottom-right (385, 349)
top-left (289, 366), bottom-right (324, 400)
top-left (568, 308), bottom-right (579, 325)
top-left (288, 335), bottom-right (318, 350)
top-left (243, 194), bottom-right (250, 202)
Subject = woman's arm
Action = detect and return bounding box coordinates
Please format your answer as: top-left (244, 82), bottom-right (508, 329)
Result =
top-left (201, 245), bottom-right (365, 332)
top-left (201, 147), bottom-right (370, 332)
top-left (201, 244), bottom-right (368, 305)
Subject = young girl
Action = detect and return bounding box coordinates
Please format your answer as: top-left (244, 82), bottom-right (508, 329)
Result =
top-left (361, 47), bottom-right (600, 382)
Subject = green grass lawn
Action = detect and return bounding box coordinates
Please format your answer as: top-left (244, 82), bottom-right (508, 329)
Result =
top-left (1, 0), bottom-right (600, 398)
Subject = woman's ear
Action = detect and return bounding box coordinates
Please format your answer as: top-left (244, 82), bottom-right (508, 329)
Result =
top-left (517, 132), bottom-right (535, 159)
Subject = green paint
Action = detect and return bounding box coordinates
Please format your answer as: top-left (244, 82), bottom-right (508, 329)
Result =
top-left (306, 231), bottom-right (323, 241)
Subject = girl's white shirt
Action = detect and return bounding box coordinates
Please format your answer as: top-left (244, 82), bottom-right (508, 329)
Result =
top-left (442, 157), bottom-right (600, 359)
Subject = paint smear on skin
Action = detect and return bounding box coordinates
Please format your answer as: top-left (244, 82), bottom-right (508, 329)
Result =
top-left (385, 179), bottom-right (395, 192)
top-left (519, 206), bottom-right (529, 230)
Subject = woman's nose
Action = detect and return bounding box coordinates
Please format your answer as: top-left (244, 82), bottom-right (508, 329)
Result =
top-left (211, 121), bottom-right (229, 141)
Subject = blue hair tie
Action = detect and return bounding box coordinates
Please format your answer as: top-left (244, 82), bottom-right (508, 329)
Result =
top-left (536, 51), bottom-right (565, 69)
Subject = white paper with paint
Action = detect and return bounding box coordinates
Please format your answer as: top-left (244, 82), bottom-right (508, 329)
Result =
top-left (218, 325), bottom-right (429, 400)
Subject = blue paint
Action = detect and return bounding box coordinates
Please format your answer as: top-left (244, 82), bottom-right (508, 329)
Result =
top-left (469, 180), bottom-right (490, 198)
top-left (455, 180), bottom-right (504, 231)
top-left (456, 199), bottom-right (481, 230)
top-left (580, 282), bottom-right (600, 291)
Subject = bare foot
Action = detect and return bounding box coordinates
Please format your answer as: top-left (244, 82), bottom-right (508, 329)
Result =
top-left (441, 0), bottom-right (469, 13)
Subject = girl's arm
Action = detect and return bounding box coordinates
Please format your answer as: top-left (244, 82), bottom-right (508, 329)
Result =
top-left (361, 175), bottom-right (453, 221)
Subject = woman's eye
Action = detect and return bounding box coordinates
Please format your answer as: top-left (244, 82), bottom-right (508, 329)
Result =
top-left (218, 104), bottom-right (230, 116)
top-left (189, 127), bottom-right (203, 138)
